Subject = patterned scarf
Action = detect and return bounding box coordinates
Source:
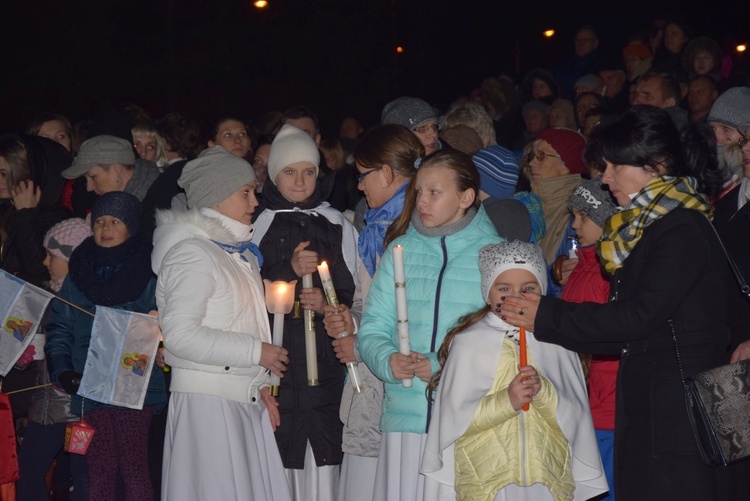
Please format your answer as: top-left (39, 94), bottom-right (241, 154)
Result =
top-left (358, 183), bottom-right (407, 277)
top-left (597, 176), bottom-right (711, 275)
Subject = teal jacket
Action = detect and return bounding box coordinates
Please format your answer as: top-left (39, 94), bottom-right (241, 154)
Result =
top-left (357, 206), bottom-right (502, 434)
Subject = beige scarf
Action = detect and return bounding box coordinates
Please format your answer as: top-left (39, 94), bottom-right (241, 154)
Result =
top-left (533, 174), bottom-right (582, 264)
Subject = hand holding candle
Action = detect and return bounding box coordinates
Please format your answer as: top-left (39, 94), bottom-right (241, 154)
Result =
top-left (519, 327), bottom-right (529, 412)
top-left (392, 245), bottom-right (412, 388)
top-left (317, 261), bottom-right (363, 393)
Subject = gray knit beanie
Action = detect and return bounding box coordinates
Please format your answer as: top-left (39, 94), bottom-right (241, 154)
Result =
top-left (267, 124), bottom-right (320, 185)
top-left (568, 176), bottom-right (619, 228)
top-left (479, 241), bottom-right (548, 301)
top-left (381, 97), bottom-right (437, 129)
top-left (178, 145), bottom-right (256, 209)
top-left (707, 87), bottom-right (750, 128)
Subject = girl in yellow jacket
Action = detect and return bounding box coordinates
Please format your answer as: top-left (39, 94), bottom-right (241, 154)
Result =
top-left (422, 241), bottom-right (608, 501)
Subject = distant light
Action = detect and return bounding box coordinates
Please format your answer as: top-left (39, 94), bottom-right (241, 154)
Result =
top-left (738, 44), bottom-right (747, 53)
top-left (396, 46), bottom-right (404, 54)
top-left (254, 0), bottom-right (268, 8)
top-left (543, 30), bottom-right (555, 38)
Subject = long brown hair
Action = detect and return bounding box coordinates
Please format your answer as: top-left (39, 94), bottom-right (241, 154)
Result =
top-left (384, 149), bottom-right (481, 247)
top-left (426, 304), bottom-right (490, 403)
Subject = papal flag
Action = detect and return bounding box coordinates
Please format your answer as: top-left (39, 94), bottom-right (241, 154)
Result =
top-left (0, 270), bottom-right (54, 376)
top-left (78, 306), bottom-right (160, 410)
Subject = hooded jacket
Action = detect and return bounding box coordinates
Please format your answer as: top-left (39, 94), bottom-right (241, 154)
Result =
top-left (357, 206), bottom-right (502, 434)
top-left (151, 208), bottom-right (270, 405)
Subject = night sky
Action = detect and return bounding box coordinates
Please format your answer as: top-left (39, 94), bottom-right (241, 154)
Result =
top-left (2, 0), bottom-right (748, 137)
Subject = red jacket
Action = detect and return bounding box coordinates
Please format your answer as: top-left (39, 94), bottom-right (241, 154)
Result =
top-left (561, 245), bottom-right (618, 430)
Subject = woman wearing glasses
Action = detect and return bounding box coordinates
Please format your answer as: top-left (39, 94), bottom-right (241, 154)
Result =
top-left (381, 97), bottom-right (442, 155)
top-left (522, 128), bottom-right (589, 296)
top-left (322, 124), bottom-right (423, 501)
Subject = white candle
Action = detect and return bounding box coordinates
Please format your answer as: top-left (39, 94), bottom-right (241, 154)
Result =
top-left (270, 313), bottom-right (284, 395)
top-left (263, 279), bottom-right (297, 396)
top-left (392, 245), bottom-right (412, 387)
top-left (317, 262), bottom-right (364, 394)
top-left (302, 274), bottom-right (319, 386)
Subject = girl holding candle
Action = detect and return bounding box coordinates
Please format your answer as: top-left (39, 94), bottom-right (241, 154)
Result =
top-left (151, 146), bottom-right (291, 501)
top-left (321, 124), bottom-right (423, 501)
top-left (356, 149), bottom-right (501, 500)
top-left (422, 241), bottom-right (607, 501)
top-left (251, 124), bottom-right (359, 501)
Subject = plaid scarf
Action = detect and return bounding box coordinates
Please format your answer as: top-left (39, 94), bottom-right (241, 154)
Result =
top-left (597, 176), bottom-right (711, 275)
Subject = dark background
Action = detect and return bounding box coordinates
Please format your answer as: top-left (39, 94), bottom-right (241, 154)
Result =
top-left (2, 0), bottom-right (748, 137)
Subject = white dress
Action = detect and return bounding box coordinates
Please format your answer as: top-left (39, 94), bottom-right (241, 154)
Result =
top-left (153, 208), bottom-right (292, 501)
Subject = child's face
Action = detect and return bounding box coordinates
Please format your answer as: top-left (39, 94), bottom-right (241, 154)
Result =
top-left (571, 208), bottom-right (603, 247)
top-left (414, 165), bottom-right (474, 228)
top-left (274, 161), bottom-right (317, 204)
top-left (488, 269), bottom-right (541, 313)
top-left (42, 250), bottom-right (69, 282)
top-left (93, 215), bottom-right (130, 248)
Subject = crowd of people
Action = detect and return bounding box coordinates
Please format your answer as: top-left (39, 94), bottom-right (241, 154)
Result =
top-left (1, 18), bottom-right (750, 501)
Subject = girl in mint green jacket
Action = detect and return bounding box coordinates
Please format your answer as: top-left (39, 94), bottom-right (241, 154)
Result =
top-left (357, 150), bottom-right (502, 501)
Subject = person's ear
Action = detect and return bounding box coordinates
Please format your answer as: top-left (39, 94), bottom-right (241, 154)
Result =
top-left (458, 188), bottom-right (476, 209)
top-left (380, 164), bottom-right (395, 184)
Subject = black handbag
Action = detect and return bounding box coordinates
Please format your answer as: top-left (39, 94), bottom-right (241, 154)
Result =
top-left (669, 221), bottom-right (750, 466)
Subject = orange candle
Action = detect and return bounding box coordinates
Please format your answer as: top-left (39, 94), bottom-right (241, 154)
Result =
top-left (520, 327), bottom-right (529, 412)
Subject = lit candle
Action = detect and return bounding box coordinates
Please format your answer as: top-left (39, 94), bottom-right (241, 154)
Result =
top-left (392, 245), bottom-right (412, 388)
top-left (302, 274), bottom-right (319, 386)
top-left (519, 327), bottom-right (529, 412)
top-left (263, 279), bottom-right (297, 396)
top-left (317, 261), bottom-right (363, 393)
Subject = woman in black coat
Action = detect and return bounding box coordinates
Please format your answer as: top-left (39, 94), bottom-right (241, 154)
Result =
top-left (499, 106), bottom-right (750, 500)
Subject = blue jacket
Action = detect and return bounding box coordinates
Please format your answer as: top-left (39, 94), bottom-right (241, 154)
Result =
top-left (357, 206), bottom-right (502, 434)
top-left (45, 276), bottom-right (166, 415)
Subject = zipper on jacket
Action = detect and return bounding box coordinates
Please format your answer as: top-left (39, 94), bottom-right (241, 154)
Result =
top-left (426, 236), bottom-right (449, 432)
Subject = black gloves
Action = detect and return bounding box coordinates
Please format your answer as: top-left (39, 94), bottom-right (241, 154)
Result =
top-left (58, 371), bottom-right (83, 395)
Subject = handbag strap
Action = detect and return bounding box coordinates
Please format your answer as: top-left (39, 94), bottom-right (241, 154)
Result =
top-left (669, 319), bottom-right (690, 392)
top-left (705, 215), bottom-right (750, 298)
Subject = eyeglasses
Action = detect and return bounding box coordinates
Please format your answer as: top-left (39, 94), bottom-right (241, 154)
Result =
top-left (413, 123), bottom-right (439, 134)
top-left (525, 151), bottom-right (562, 164)
top-left (357, 167), bottom-right (382, 183)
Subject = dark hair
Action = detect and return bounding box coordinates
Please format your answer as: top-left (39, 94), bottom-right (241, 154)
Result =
top-left (283, 105), bottom-right (320, 135)
top-left (639, 72), bottom-right (680, 104)
top-left (426, 305), bottom-right (491, 403)
top-left (587, 106), bottom-right (686, 175)
top-left (353, 124), bottom-right (424, 175)
top-left (207, 116), bottom-right (248, 144)
top-left (158, 112), bottom-right (202, 159)
top-left (680, 122), bottom-right (731, 199)
top-left (384, 149), bottom-right (480, 246)
top-left (26, 113), bottom-right (73, 138)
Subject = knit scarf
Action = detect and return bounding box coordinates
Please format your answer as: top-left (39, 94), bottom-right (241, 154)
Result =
top-left (533, 174), bottom-right (581, 264)
top-left (359, 182), bottom-right (407, 277)
top-left (68, 235), bottom-right (154, 306)
top-left (597, 176), bottom-right (711, 275)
